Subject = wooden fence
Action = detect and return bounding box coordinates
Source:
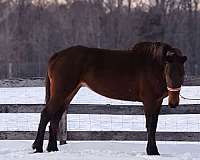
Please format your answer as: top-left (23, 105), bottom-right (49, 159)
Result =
top-left (0, 104), bottom-right (200, 142)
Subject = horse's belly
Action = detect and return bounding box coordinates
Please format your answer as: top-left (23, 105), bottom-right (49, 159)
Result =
top-left (82, 77), bottom-right (141, 102)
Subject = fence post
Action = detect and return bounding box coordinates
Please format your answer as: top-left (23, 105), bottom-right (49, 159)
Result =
top-left (8, 63), bottom-right (12, 79)
top-left (58, 110), bottom-right (67, 145)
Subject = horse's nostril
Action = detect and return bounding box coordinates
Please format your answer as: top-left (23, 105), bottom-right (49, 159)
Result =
top-left (169, 103), bottom-right (179, 108)
top-left (170, 105), bottom-right (176, 108)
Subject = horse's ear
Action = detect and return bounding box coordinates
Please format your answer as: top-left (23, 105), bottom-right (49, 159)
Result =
top-left (165, 51), bottom-right (175, 63)
top-left (179, 56), bottom-right (187, 63)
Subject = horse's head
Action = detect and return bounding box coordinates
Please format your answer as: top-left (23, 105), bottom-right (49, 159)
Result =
top-left (164, 48), bottom-right (187, 108)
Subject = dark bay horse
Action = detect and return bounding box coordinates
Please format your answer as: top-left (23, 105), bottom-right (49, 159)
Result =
top-left (32, 42), bottom-right (187, 155)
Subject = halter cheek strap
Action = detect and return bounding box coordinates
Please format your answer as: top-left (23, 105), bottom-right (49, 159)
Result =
top-left (167, 87), bottom-right (181, 92)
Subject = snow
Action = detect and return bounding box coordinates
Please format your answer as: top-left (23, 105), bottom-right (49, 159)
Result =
top-left (0, 86), bottom-right (200, 159)
top-left (0, 141), bottom-right (200, 160)
top-left (0, 86), bottom-right (199, 105)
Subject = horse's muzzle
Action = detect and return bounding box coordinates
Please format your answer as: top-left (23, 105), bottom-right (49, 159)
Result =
top-left (168, 90), bottom-right (180, 108)
top-left (168, 102), bottom-right (179, 108)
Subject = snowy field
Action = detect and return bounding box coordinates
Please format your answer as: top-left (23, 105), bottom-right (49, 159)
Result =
top-left (1, 141), bottom-right (200, 160)
top-left (0, 86), bottom-right (200, 159)
top-left (0, 86), bottom-right (199, 105)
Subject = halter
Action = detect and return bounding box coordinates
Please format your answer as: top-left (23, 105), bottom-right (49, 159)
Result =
top-left (167, 87), bottom-right (181, 92)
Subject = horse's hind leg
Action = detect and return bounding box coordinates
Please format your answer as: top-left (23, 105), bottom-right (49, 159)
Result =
top-left (32, 108), bottom-right (50, 152)
top-left (46, 99), bottom-right (65, 152)
top-left (46, 85), bottom-right (80, 152)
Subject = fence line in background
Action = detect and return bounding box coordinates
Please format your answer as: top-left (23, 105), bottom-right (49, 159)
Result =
top-left (0, 63), bottom-right (47, 79)
top-left (0, 104), bottom-right (200, 115)
top-left (0, 62), bottom-right (200, 86)
top-left (0, 104), bottom-right (200, 141)
top-left (0, 131), bottom-right (199, 141)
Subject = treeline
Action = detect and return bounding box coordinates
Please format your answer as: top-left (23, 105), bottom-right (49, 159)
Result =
top-left (0, 0), bottom-right (200, 77)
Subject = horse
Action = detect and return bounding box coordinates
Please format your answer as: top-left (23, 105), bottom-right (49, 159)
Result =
top-left (32, 42), bottom-right (187, 155)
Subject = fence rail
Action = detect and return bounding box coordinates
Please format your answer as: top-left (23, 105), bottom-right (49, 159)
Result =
top-left (0, 104), bottom-right (200, 114)
top-left (0, 131), bottom-right (199, 141)
top-left (0, 104), bottom-right (200, 141)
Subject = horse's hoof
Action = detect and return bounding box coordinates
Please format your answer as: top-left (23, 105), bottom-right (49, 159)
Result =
top-left (146, 145), bottom-right (160, 155)
top-left (60, 140), bottom-right (67, 145)
top-left (32, 142), bottom-right (43, 153)
top-left (47, 148), bottom-right (59, 152)
top-left (47, 145), bottom-right (59, 152)
top-left (34, 150), bottom-right (43, 153)
top-left (147, 150), bottom-right (160, 155)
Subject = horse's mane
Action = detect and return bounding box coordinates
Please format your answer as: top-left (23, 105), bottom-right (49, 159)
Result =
top-left (131, 42), bottom-right (172, 63)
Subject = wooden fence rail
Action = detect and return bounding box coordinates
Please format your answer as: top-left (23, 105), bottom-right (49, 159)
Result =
top-left (0, 104), bottom-right (200, 114)
top-left (0, 104), bottom-right (200, 141)
top-left (0, 131), bottom-right (199, 141)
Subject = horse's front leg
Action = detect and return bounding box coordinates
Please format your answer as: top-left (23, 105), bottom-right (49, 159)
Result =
top-left (143, 100), bottom-right (162, 155)
top-left (145, 113), bottom-right (159, 155)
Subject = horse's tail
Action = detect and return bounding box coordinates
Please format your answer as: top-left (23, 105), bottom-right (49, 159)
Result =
top-left (45, 72), bottom-right (51, 104)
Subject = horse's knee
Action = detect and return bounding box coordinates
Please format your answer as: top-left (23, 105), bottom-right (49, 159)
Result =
top-left (145, 114), bottom-right (159, 134)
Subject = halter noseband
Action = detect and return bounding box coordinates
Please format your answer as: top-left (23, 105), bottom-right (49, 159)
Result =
top-left (167, 87), bottom-right (181, 92)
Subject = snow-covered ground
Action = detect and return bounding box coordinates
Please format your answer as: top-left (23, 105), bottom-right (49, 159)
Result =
top-left (0, 86), bottom-right (200, 159)
top-left (1, 141), bottom-right (200, 160)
